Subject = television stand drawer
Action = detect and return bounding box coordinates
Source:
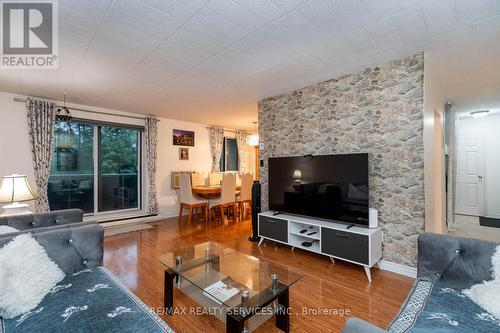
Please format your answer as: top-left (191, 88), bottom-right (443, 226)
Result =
top-left (259, 216), bottom-right (288, 243)
top-left (321, 228), bottom-right (368, 265)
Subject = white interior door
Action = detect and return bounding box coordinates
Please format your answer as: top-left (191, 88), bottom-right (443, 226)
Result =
top-left (455, 134), bottom-right (485, 216)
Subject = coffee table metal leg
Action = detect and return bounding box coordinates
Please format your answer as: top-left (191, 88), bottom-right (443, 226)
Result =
top-left (276, 288), bottom-right (290, 332)
top-left (164, 269), bottom-right (177, 315)
top-left (226, 314), bottom-right (244, 333)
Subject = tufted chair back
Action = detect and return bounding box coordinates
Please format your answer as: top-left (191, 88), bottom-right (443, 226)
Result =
top-left (417, 233), bottom-right (499, 290)
top-left (0, 223), bottom-right (104, 274)
top-left (0, 209), bottom-right (84, 230)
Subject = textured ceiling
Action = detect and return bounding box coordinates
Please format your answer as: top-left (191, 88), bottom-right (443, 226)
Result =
top-left (1, 0), bottom-right (500, 130)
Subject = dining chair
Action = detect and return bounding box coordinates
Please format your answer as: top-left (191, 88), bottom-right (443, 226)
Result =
top-left (209, 173), bottom-right (236, 224)
top-left (191, 172), bottom-right (205, 186)
top-left (178, 173), bottom-right (208, 224)
top-left (236, 173), bottom-right (242, 187)
top-left (209, 172), bottom-right (221, 186)
top-left (236, 173), bottom-right (253, 220)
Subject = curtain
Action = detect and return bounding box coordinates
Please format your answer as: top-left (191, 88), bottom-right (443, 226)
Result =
top-left (26, 98), bottom-right (56, 213)
top-left (445, 103), bottom-right (456, 230)
top-left (208, 126), bottom-right (224, 172)
top-left (145, 116), bottom-right (159, 214)
top-left (235, 130), bottom-right (248, 173)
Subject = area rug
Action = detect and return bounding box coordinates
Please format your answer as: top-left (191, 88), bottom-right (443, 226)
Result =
top-left (104, 224), bottom-right (153, 237)
top-left (479, 217), bottom-right (500, 229)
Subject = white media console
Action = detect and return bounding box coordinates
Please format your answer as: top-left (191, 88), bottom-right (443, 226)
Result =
top-left (258, 211), bottom-right (382, 282)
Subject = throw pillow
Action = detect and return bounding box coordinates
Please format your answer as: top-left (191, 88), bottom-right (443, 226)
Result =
top-left (0, 226), bottom-right (18, 235)
top-left (463, 245), bottom-right (500, 320)
top-left (0, 233), bottom-right (65, 319)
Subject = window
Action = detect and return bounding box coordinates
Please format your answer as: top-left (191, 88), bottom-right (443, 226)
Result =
top-left (220, 137), bottom-right (239, 172)
top-left (48, 120), bottom-right (141, 215)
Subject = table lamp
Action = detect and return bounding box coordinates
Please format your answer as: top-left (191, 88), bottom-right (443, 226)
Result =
top-left (0, 174), bottom-right (37, 216)
top-left (293, 169), bottom-right (302, 183)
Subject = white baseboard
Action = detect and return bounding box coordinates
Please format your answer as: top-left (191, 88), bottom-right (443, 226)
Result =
top-left (101, 214), bottom-right (164, 228)
top-left (378, 260), bottom-right (417, 278)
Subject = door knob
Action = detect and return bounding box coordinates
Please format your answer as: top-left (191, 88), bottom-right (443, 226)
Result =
top-left (478, 175), bottom-right (483, 180)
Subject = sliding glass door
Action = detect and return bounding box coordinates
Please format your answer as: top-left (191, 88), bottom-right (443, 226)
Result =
top-left (48, 120), bottom-right (141, 215)
top-left (99, 126), bottom-right (139, 212)
top-left (48, 122), bottom-right (95, 213)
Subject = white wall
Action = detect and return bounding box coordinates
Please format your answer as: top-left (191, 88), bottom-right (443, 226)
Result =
top-left (156, 119), bottom-right (211, 217)
top-left (0, 91), bottom-right (255, 217)
top-left (157, 121), bottom-right (256, 217)
top-left (0, 93), bottom-right (36, 211)
top-left (456, 114), bottom-right (500, 218)
top-left (423, 54), bottom-right (447, 233)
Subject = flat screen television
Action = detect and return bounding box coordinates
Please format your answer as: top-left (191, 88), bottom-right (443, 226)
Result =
top-left (268, 153), bottom-right (369, 226)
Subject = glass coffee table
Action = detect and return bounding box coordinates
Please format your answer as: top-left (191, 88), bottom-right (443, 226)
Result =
top-left (157, 242), bottom-right (301, 333)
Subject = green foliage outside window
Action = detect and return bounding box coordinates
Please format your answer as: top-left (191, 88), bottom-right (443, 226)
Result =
top-left (100, 127), bottom-right (138, 174)
top-left (51, 122), bottom-right (139, 175)
top-left (51, 121), bottom-right (94, 174)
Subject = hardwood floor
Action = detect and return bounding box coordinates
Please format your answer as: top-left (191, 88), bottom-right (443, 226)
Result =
top-left (104, 216), bottom-right (414, 332)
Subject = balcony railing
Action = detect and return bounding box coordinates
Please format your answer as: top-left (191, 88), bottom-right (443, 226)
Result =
top-left (48, 173), bottom-right (138, 214)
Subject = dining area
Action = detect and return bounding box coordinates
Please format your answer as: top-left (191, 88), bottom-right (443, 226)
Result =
top-left (176, 171), bottom-right (254, 224)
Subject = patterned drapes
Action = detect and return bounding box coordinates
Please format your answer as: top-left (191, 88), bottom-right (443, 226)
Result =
top-left (26, 98), bottom-right (56, 212)
top-left (145, 116), bottom-right (159, 214)
top-left (208, 126), bottom-right (224, 172)
top-left (235, 130), bottom-right (248, 173)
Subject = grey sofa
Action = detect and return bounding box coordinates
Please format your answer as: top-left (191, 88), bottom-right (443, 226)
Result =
top-left (0, 212), bottom-right (174, 332)
top-left (342, 233), bottom-right (500, 333)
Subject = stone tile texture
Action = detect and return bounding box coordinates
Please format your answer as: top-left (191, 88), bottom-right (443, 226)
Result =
top-left (258, 54), bottom-right (424, 267)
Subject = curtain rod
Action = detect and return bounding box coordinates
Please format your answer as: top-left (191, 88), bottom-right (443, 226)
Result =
top-left (205, 126), bottom-right (242, 134)
top-left (13, 97), bottom-right (158, 121)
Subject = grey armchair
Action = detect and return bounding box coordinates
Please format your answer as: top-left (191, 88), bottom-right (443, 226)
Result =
top-left (0, 209), bottom-right (84, 230)
top-left (342, 233), bottom-right (499, 333)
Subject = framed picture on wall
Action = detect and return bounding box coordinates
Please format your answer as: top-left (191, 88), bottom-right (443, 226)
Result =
top-left (179, 148), bottom-right (189, 160)
top-left (173, 129), bottom-right (195, 146)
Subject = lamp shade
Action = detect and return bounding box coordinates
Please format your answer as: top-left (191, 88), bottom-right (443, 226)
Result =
top-left (0, 175), bottom-right (37, 203)
top-left (293, 169), bottom-right (302, 179)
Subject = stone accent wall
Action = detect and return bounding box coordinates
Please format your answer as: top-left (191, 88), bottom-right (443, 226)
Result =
top-left (258, 54), bottom-right (424, 267)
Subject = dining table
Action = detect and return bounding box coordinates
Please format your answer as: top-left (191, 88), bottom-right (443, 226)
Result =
top-left (191, 185), bottom-right (240, 197)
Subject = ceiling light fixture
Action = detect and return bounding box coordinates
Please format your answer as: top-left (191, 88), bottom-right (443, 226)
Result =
top-left (56, 94), bottom-right (72, 124)
top-left (470, 110), bottom-right (490, 118)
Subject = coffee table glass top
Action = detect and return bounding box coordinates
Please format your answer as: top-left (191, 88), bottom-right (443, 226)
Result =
top-left (157, 242), bottom-right (301, 308)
